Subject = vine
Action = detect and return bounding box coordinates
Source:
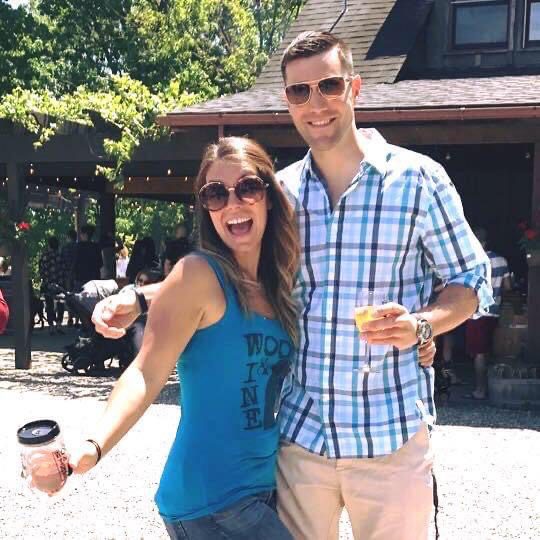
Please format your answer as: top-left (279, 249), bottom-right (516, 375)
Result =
top-left (0, 75), bottom-right (201, 183)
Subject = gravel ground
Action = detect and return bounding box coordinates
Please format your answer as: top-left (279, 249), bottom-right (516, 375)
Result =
top-left (0, 335), bottom-right (538, 540)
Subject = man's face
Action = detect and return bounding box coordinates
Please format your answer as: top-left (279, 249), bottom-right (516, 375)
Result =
top-left (284, 47), bottom-right (361, 152)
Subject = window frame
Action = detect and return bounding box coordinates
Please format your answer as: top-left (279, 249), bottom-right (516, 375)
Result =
top-left (451, 0), bottom-right (510, 50)
top-left (525, 0), bottom-right (540, 46)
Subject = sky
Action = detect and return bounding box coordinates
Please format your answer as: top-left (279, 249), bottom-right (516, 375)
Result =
top-left (7, 0), bottom-right (28, 8)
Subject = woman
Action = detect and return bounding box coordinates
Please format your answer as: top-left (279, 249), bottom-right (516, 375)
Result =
top-left (68, 137), bottom-right (299, 539)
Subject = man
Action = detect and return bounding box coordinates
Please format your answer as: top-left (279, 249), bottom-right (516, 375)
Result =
top-left (73, 224), bottom-right (103, 290)
top-left (272, 32), bottom-right (492, 539)
top-left (91, 31), bottom-right (492, 540)
top-left (465, 227), bottom-right (511, 399)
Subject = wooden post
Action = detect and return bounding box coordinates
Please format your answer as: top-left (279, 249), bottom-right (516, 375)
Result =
top-left (7, 162), bottom-right (31, 369)
top-left (528, 143), bottom-right (540, 364)
top-left (99, 193), bottom-right (116, 278)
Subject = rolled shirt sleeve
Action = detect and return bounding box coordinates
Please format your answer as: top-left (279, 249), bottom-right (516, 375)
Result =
top-left (421, 163), bottom-right (494, 316)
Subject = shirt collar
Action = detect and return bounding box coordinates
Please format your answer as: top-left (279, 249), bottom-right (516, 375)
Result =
top-left (302, 128), bottom-right (389, 185)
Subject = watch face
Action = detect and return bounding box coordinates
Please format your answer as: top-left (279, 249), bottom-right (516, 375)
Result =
top-left (420, 321), bottom-right (432, 340)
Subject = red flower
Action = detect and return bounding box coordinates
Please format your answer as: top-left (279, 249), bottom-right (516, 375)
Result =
top-left (525, 229), bottom-right (539, 240)
top-left (16, 222), bottom-right (31, 231)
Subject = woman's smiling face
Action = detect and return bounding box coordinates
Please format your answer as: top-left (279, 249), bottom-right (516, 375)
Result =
top-left (205, 159), bottom-right (270, 260)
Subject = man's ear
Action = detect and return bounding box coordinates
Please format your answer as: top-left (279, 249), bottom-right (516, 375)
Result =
top-left (351, 75), bottom-right (362, 99)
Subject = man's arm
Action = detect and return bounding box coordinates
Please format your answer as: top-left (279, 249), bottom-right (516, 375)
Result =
top-left (361, 160), bottom-right (492, 351)
top-left (362, 285), bottom-right (477, 350)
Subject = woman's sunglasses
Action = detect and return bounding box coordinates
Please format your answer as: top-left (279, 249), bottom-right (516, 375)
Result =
top-left (198, 175), bottom-right (268, 212)
top-left (285, 76), bottom-right (352, 106)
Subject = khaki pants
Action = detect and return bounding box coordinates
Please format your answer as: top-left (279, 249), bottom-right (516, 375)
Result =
top-left (277, 425), bottom-right (434, 540)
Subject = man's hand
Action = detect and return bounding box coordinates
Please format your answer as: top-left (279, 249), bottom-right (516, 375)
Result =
top-left (360, 302), bottom-right (418, 350)
top-left (92, 290), bottom-right (140, 339)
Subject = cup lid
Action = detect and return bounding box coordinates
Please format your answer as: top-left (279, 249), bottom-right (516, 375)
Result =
top-left (17, 419), bottom-right (60, 445)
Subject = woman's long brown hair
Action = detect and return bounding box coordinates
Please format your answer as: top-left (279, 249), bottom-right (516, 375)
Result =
top-left (194, 137), bottom-right (300, 345)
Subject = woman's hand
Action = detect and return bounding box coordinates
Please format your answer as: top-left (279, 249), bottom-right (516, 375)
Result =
top-left (68, 440), bottom-right (101, 474)
top-left (92, 290), bottom-right (140, 338)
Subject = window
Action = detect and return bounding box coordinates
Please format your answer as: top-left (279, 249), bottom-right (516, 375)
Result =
top-left (525, 0), bottom-right (540, 46)
top-left (452, 1), bottom-right (509, 49)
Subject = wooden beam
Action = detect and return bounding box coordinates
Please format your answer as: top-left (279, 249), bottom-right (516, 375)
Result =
top-left (106, 176), bottom-right (195, 196)
top-left (7, 162), bottom-right (31, 369)
top-left (528, 142), bottom-right (540, 364)
top-left (99, 193), bottom-right (116, 278)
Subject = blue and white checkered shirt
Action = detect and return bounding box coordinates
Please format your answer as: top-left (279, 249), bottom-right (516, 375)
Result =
top-left (277, 130), bottom-right (493, 458)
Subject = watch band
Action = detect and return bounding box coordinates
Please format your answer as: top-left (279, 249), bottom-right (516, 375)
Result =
top-left (134, 289), bottom-right (148, 315)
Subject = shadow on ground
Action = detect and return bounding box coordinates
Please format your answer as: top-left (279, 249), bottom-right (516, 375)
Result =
top-left (0, 346), bottom-right (179, 405)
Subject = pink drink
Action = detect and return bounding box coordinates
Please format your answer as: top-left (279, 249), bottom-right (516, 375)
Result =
top-left (17, 420), bottom-right (71, 497)
top-left (28, 452), bottom-right (69, 495)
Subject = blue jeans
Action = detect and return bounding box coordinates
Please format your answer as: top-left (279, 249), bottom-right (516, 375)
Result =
top-left (162, 490), bottom-right (293, 540)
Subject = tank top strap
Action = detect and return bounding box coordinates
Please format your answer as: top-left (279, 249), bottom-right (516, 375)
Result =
top-left (195, 251), bottom-right (235, 302)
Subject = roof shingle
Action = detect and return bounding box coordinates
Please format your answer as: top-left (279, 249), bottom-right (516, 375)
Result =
top-left (168, 75), bottom-right (540, 117)
top-left (255, 0), bottom-right (410, 88)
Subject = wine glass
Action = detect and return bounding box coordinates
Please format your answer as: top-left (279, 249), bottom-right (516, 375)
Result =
top-left (354, 289), bottom-right (389, 373)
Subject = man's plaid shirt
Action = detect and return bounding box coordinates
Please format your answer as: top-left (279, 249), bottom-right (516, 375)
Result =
top-left (276, 131), bottom-right (493, 458)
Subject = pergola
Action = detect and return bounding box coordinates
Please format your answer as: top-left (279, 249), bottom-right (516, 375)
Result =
top-left (0, 119), bottom-right (220, 369)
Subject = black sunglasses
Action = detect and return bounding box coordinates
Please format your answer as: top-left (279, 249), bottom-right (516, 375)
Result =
top-left (198, 175), bottom-right (269, 212)
top-left (285, 76), bottom-right (352, 106)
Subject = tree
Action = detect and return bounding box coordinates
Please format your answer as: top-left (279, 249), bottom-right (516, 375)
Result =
top-left (249, 0), bottom-right (305, 56)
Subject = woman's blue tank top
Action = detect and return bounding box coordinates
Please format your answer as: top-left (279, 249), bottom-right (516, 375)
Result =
top-left (155, 253), bottom-right (293, 520)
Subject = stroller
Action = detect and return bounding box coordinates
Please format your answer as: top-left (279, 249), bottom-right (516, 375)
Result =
top-left (55, 281), bottom-right (135, 375)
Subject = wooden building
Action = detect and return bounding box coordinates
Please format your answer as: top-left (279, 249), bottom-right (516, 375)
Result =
top-left (2, 0), bottom-right (540, 366)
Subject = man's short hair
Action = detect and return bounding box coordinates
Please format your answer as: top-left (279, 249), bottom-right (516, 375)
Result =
top-left (281, 31), bottom-right (353, 81)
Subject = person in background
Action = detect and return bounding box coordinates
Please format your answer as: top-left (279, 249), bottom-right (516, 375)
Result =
top-left (0, 288), bottom-right (9, 334)
top-left (126, 236), bottom-right (159, 283)
top-left (116, 241), bottom-right (130, 281)
top-left (100, 232), bottom-right (116, 279)
top-left (161, 223), bottom-right (193, 276)
top-left (61, 229), bottom-right (78, 326)
top-left (73, 224), bottom-right (103, 290)
top-left (0, 257), bottom-right (11, 276)
top-left (70, 137), bottom-right (299, 539)
top-left (38, 236), bottom-right (66, 335)
top-left (127, 268), bottom-right (163, 355)
top-left (465, 227), bottom-right (511, 400)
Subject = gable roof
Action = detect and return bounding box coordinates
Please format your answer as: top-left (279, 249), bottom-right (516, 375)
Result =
top-left (255, 0), bottom-right (430, 88)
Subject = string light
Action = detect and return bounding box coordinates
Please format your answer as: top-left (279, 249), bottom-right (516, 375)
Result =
top-left (184, 176), bottom-right (188, 182)
top-left (167, 169), bottom-right (172, 176)
top-left (29, 164), bottom-right (34, 175)
top-left (146, 176), bottom-right (150, 182)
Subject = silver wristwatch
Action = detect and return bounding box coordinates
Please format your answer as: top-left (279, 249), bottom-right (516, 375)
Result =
top-left (415, 317), bottom-right (433, 346)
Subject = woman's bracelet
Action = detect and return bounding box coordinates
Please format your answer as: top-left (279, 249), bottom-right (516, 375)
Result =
top-left (86, 439), bottom-right (102, 464)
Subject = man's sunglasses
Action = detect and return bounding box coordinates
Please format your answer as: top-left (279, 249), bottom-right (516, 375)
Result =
top-left (198, 175), bottom-right (269, 212)
top-left (284, 76), bottom-right (352, 106)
